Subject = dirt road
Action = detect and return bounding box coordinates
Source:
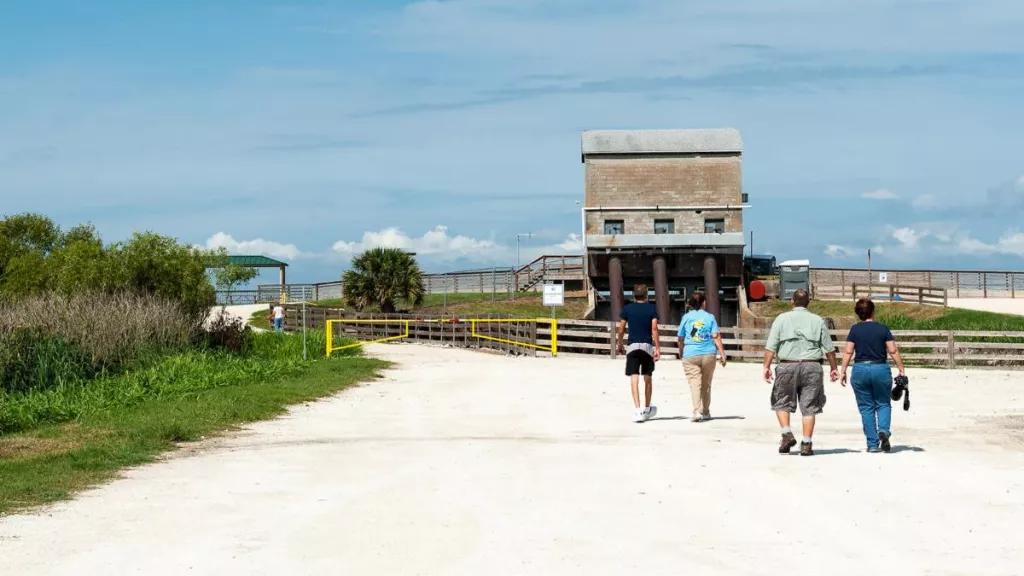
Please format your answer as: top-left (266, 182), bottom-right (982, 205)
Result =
top-left (2, 345), bottom-right (1022, 575)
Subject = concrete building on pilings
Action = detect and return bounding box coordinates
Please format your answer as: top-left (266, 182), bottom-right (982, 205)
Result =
top-left (580, 128), bottom-right (748, 326)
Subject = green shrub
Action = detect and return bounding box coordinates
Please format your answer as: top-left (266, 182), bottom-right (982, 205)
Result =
top-left (0, 329), bottom-right (94, 394)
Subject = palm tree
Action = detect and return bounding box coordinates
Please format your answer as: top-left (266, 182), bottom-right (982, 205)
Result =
top-left (342, 248), bottom-right (425, 313)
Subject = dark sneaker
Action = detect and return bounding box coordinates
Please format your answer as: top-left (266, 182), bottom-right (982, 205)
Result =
top-left (800, 441), bottom-right (814, 456)
top-left (879, 432), bottom-right (891, 453)
top-left (779, 432), bottom-right (797, 454)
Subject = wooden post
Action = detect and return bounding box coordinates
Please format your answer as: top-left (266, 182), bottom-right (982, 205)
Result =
top-left (1013, 273), bottom-right (1017, 299)
top-left (983, 273), bottom-right (987, 298)
top-left (947, 331), bottom-right (955, 368)
top-left (841, 269), bottom-right (846, 299)
top-left (955, 272), bottom-right (960, 298)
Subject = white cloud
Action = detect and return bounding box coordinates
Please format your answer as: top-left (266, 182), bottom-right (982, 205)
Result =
top-left (861, 188), bottom-right (898, 200)
top-left (332, 225), bottom-right (502, 262)
top-left (824, 244), bottom-right (856, 258)
top-left (911, 194), bottom-right (940, 210)
top-left (555, 233), bottom-right (583, 252)
top-left (205, 232), bottom-right (304, 261)
top-left (892, 227), bottom-right (926, 250)
top-left (954, 231), bottom-right (1024, 256)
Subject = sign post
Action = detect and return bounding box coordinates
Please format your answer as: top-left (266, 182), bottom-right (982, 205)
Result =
top-left (542, 283), bottom-right (564, 318)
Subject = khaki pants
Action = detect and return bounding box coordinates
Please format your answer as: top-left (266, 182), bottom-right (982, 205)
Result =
top-left (683, 355), bottom-right (717, 416)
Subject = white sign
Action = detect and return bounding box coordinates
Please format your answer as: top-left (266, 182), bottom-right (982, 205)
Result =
top-left (542, 283), bottom-right (565, 307)
top-left (878, 272), bottom-right (888, 283)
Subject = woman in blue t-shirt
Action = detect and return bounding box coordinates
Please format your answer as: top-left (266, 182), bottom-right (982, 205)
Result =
top-left (839, 298), bottom-right (906, 452)
top-left (677, 292), bottom-right (727, 422)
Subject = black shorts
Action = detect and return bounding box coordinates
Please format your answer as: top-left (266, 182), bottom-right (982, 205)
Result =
top-left (625, 350), bottom-right (655, 376)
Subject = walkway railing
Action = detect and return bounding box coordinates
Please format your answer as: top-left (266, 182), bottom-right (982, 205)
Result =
top-left (289, 306), bottom-right (1024, 368)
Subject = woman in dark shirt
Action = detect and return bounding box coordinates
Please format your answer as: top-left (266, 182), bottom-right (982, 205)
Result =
top-left (840, 298), bottom-right (906, 453)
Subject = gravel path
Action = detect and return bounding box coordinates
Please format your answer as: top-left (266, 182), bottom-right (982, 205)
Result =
top-left (2, 344), bottom-right (1022, 575)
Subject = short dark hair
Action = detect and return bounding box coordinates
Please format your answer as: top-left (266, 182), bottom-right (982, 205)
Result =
top-left (633, 283), bottom-right (648, 301)
top-left (792, 289), bottom-right (810, 308)
top-left (688, 291), bottom-right (706, 311)
top-left (855, 298), bottom-right (875, 321)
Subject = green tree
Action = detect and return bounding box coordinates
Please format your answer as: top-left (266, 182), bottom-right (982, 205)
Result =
top-left (107, 232), bottom-right (216, 319)
top-left (342, 247), bottom-right (425, 313)
top-left (0, 213), bottom-right (61, 292)
top-left (48, 224), bottom-right (110, 294)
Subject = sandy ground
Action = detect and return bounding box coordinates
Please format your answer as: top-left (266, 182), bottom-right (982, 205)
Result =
top-left (2, 345), bottom-right (1022, 575)
top-left (948, 297), bottom-right (1024, 317)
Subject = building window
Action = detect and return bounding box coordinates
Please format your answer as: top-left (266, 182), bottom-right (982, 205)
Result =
top-left (704, 218), bottom-right (725, 233)
top-left (603, 220), bottom-right (624, 235)
top-left (653, 219), bottom-right (675, 234)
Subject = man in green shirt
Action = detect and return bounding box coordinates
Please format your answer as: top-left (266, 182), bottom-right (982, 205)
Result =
top-left (762, 289), bottom-right (838, 456)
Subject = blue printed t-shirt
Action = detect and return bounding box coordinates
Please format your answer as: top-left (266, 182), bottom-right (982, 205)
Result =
top-left (846, 321), bottom-right (894, 363)
top-left (678, 310), bottom-right (719, 358)
top-left (620, 302), bottom-right (658, 344)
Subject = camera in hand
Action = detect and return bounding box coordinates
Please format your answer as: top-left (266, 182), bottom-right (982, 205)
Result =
top-left (891, 374), bottom-right (910, 411)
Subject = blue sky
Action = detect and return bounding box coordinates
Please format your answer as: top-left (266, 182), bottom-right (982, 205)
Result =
top-left (2, 0), bottom-right (1023, 283)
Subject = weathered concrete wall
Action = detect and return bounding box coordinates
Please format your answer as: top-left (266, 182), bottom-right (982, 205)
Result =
top-left (584, 155), bottom-right (742, 235)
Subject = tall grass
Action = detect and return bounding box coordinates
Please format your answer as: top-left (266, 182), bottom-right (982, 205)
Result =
top-left (0, 292), bottom-right (196, 374)
top-left (0, 329), bottom-right (349, 434)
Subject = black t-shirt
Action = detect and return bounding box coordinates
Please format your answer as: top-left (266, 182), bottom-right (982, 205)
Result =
top-left (620, 302), bottom-right (658, 344)
top-left (846, 321), bottom-right (894, 362)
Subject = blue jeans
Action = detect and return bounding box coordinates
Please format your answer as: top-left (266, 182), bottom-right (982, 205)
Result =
top-left (273, 317), bottom-right (283, 332)
top-left (851, 363), bottom-right (892, 448)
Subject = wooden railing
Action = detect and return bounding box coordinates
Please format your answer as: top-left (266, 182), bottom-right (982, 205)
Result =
top-left (281, 306), bottom-right (1024, 368)
top-left (514, 255), bottom-right (585, 291)
top-left (811, 267), bottom-right (1024, 298)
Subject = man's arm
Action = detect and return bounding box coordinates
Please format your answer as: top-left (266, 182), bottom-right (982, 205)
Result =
top-left (821, 320), bottom-right (839, 381)
top-left (651, 318), bottom-right (661, 361)
top-left (763, 319), bottom-right (780, 382)
top-left (616, 320), bottom-right (626, 354)
top-left (762, 350), bottom-right (775, 382)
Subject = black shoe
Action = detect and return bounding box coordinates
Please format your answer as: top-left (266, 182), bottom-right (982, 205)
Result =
top-left (800, 441), bottom-right (814, 456)
top-left (779, 432), bottom-right (797, 454)
top-left (879, 432), bottom-right (891, 453)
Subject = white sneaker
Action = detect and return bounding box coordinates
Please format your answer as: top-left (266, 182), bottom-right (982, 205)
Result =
top-left (644, 406), bottom-right (658, 420)
top-left (690, 413), bottom-right (703, 423)
top-left (633, 409), bottom-right (646, 423)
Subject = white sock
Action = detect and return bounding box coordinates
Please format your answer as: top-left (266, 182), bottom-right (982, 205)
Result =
top-left (780, 426), bottom-right (792, 435)
top-left (803, 436), bottom-right (812, 443)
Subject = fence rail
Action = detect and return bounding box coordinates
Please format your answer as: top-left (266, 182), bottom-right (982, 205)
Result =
top-left (811, 267), bottom-right (1024, 299)
top-left (286, 305), bottom-right (1024, 368)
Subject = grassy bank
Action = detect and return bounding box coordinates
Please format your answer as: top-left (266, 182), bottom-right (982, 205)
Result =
top-left (753, 300), bottom-right (1024, 331)
top-left (0, 332), bottom-right (386, 515)
top-left (308, 292), bottom-right (589, 318)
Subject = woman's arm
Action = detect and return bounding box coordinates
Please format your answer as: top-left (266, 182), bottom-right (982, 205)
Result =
top-left (886, 340), bottom-right (906, 375)
top-left (713, 332), bottom-right (726, 366)
top-left (651, 318), bottom-right (661, 361)
top-left (840, 341), bottom-right (855, 386)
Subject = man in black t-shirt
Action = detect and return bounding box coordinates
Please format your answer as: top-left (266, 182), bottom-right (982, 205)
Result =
top-left (616, 283), bottom-right (662, 423)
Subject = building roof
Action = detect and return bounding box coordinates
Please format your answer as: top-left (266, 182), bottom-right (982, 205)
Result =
top-left (581, 128), bottom-right (742, 157)
top-left (228, 255), bottom-right (288, 268)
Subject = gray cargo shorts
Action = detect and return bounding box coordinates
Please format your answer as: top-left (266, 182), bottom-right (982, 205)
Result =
top-left (771, 362), bottom-right (826, 415)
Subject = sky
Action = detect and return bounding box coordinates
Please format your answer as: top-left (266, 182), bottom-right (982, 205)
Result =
top-left (2, 0), bottom-right (1023, 284)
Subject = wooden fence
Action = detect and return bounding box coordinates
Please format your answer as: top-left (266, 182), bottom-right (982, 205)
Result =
top-left (811, 267), bottom-right (1024, 298)
top-left (284, 306), bottom-right (1024, 368)
top-left (812, 282), bottom-right (947, 306)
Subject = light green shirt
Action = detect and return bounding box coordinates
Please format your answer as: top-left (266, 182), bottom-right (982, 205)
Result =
top-left (765, 307), bottom-right (835, 360)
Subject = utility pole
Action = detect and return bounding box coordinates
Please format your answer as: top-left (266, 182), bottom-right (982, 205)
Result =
top-left (867, 248), bottom-right (872, 299)
top-left (512, 230), bottom-right (536, 301)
